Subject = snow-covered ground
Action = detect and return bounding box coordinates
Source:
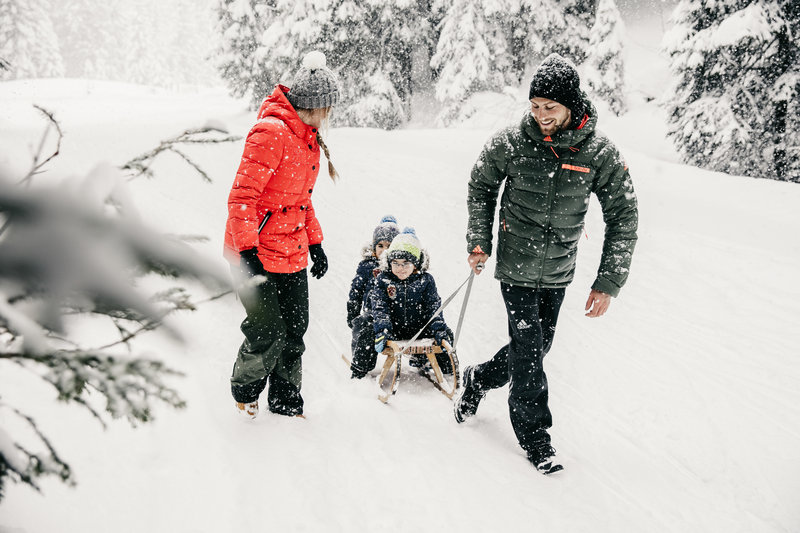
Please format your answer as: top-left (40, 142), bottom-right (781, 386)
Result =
top-left (2, 61), bottom-right (799, 533)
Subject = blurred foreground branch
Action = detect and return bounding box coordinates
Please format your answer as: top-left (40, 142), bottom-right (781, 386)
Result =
top-left (0, 110), bottom-right (233, 502)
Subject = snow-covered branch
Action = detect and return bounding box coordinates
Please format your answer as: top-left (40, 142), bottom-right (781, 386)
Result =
top-left (0, 114), bottom-right (232, 502)
top-left (122, 125), bottom-right (241, 182)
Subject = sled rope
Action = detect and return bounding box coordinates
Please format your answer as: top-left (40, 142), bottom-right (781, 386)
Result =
top-left (396, 266), bottom-right (480, 355)
top-left (452, 268), bottom-right (477, 349)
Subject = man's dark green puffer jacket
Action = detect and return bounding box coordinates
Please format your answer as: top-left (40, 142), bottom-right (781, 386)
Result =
top-left (467, 101), bottom-right (638, 297)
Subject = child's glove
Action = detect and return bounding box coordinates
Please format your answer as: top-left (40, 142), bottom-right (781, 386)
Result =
top-left (375, 330), bottom-right (389, 354)
top-left (434, 329), bottom-right (453, 347)
top-left (240, 248), bottom-right (265, 278)
top-left (309, 244), bottom-right (328, 279)
top-left (346, 309), bottom-right (359, 329)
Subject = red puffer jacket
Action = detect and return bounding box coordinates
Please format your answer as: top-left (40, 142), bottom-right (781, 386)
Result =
top-left (224, 85), bottom-right (324, 274)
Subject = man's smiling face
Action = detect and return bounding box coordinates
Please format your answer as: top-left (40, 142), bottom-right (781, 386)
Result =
top-left (530, 97), bottom-right (571, 136)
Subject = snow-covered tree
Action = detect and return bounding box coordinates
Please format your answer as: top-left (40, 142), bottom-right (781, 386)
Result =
top-left (510, 0), bottom-right (594, 72)
top-left (663, 0), bottom-right (800, 181)
top-left (215, 0), bottom-right (317, 104)
top-left (431, 0), bottom-right (595, 124)
top-left (168, 0), bottom-right (220, 87)
top-left (432, 0), bottom-right (514, 123)
top-left (0, 0), bottom-right (63, 80)
top-left (51, 0), bottom-right (218, 87)
top-left (584, 0), bottom-right (626, 115)
top-left (0, 109), bottom-right (233, 501)
top-left (51, 0), bottom-right (117, 79)
top-left (557, 0), bottom-right (595, 64)
top-left (216, 0), bottom-right (438, 128)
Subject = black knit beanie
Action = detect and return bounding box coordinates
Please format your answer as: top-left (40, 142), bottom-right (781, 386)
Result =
top-left (528, 54), bottom-right (586, 123)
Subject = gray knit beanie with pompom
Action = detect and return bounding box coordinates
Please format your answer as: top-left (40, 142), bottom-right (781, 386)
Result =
top-left (287, 51), bottom-right (340, 110)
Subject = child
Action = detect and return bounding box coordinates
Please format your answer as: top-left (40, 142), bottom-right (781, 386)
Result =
top-left (347, 216), bottom-right (400, 379)
top-left (354, 227), bottom-right (453, 378)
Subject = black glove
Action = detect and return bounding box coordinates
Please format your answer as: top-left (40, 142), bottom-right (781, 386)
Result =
top-left (346, 301), bottom-right (360, 329)
top-left (434, 329), bottom-right (453, 347)
top-left (309, 244), bottom-right (328, 279)
top-left (240, 247), bottom-right (265, 277)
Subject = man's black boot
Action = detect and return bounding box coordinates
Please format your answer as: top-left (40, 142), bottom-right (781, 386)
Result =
top-left (526, 444), bottom-right (564, 475)
top-left (454, 365), bottom-right (487, 423)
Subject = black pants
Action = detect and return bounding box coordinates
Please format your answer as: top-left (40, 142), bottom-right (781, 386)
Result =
top-left (230, 269), bottom-right (308, 415)
top-left (350, 314), bottom-right (376, 376)
top-left (472, 284), bottom-right (565, 451)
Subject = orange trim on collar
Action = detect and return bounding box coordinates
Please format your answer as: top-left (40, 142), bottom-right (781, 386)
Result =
top-left (543, 135), bottom-right (553, 142)
top-left (576, 114), bottom-right (589, 130)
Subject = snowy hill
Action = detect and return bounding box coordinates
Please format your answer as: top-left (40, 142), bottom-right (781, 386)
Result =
top-left (1, 78), bottom-right (799, 533)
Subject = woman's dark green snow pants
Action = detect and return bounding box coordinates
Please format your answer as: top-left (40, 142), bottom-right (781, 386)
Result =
top-left (230, 269), bottom-right (308, 416)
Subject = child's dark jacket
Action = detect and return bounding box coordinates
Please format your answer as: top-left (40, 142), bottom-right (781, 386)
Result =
top-left (346, 245), bottom-right (381, 327)
top-left (369, 253), bottom-right (450, 341)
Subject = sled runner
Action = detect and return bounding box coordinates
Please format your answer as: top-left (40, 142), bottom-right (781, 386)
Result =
top-left (376, 339), bottom-right (460, 403)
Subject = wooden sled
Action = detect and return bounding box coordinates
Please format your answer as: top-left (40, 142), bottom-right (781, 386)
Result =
top-left (376, 339), bottom-right (460, 404)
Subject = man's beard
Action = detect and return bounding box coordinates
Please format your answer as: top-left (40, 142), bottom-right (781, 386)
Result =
top-left (536, 115), bottom-right (571, 135)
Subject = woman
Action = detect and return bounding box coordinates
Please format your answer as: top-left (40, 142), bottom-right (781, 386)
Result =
top-left (223, 51), bottom-right (340, 419)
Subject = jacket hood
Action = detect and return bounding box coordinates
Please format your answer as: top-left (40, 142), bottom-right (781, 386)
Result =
top-left (522, 96), bottom-right (598, 148)
top-left (361, 244), bottom-right (377, 260)
top-left (257, 84), bottom-right (316, 141)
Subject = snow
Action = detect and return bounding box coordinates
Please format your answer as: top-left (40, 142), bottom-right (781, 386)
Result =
top-left (2, 30), bottom-right (800, 533)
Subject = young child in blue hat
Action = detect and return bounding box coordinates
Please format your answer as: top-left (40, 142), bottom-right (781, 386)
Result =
top-left (347, 216), bottom-right (400, 378)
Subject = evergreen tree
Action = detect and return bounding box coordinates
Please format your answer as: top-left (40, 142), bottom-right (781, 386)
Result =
top-left (0, 0), bottom-right (63, 80)
top-left (216, 0), bottom-right (325, 104)
top-left (337, 0), bottom-right (439, 127)
top-left (170, 0), bottom-right (219, 87)
top-left (557, 0), bottom-right (595, 64)
top-left (216, 0), bottom-right (271, 100)
top-left (584, 0), bottom-right (626, 115)
top-left (511, 0), bottom-right (593, 71)
top-left (52, 0), bottom-right (119, 79)
top-left (53, 0), bottom-right (217, 87)
top-left (663, 0), bottom-right (800, 181)
top-left (431, 0), bottom-right (593, 124)
top-left (432, 0), bottom-right (513, 123)
top-left (215, 0), bottom-right (438, 128)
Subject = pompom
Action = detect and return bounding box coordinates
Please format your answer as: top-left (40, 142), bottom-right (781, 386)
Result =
top-left (401, 226), bottom-right (417, 237)
top-left (380, 215), bottom-right (398, 224)
top-left (302, 50), bottom-right (327, 70)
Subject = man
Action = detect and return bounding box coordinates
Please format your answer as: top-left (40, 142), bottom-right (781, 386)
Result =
top-left (456, 53), bottom-right (638, 474)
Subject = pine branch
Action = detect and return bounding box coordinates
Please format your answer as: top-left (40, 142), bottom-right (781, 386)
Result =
top-left (0, 116), bottom-right (232, 502)
top-left (2, 350), bottom-right (187, 426)
top-left (121, 126), bottom-right (240, 182)
top-left (0, 106), bottom-right (63, 238)
top-left (167, 146), bottom-right (212, 183)
top-left (23, 106), bottom-right (64, 185)
top-left (0, 404), bottom-right (74, 493)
